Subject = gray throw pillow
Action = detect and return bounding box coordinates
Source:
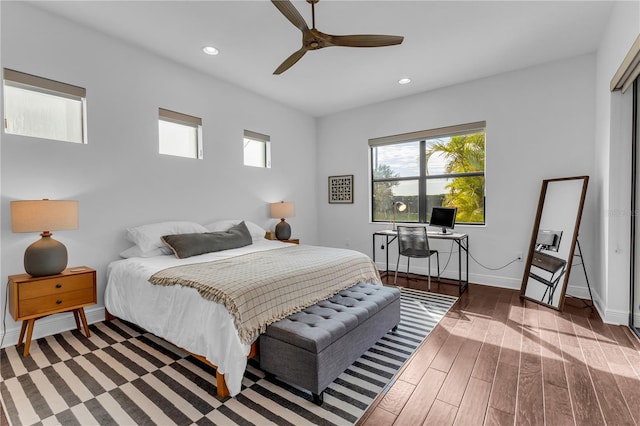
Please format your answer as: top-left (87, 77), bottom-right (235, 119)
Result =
top-left (161, 221), bottom-right (252, 259)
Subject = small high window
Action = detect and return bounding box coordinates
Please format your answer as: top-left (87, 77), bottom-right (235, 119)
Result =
top-left (3, 68), bottom-right (87, 144)
top-left (243, 130), bottom-right (271, 168)
top-left (158, 108), bottom-right (203, 159)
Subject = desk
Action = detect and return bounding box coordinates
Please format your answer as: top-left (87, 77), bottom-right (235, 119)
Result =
top-left (373, 230), bottom-right (469, 295)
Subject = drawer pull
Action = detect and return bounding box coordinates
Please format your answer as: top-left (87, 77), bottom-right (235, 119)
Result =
top-left (56, 283), bottom-right (62, 289)
top-left (56, 300), bottom-right (62, 305)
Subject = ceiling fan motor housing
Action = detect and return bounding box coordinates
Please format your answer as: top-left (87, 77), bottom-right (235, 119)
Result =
top-left (271, 0), bottom-right (404, 74)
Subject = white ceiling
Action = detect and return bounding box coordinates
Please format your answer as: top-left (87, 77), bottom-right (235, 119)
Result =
top-left (30, 0), bottom-right (614, 117)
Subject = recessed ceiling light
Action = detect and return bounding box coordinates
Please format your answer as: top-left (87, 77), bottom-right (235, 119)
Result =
top-left (202, 46), bottom-right (219, 56)
top-left (398, 78), bottom-right (411, 85)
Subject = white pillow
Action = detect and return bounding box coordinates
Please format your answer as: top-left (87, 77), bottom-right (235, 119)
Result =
top-left (119, 245), bottom-right (169, 259)
top-left (204, 219), bottom-right (266, 242)
top-left (126, 221), bottom-right (208, 254)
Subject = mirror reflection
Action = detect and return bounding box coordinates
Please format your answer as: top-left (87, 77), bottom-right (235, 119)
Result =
top-left (521, 176), bottom-right (588, 310)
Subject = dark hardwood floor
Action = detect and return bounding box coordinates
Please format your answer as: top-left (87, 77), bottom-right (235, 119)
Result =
top-left (359, 275), bottom-right (640, 426)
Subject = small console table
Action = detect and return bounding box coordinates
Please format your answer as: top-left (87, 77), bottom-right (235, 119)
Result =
top-left (373, 229), bottom-right (469, 295)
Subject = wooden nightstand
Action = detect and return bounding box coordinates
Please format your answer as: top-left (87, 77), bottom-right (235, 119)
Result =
top-left (8, 267), bottom-right (97, 357)
top-left (281, 239), bottom-right (299, 244)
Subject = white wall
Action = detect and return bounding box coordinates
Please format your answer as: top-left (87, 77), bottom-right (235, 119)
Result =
top-left (2, 0), bottom-right (635, 349)
top-left (316, 55), bottom-right (597, 298)
top-left (594, 1), bottom-right (640, 324)
top-left (0, 2), bottom-right (317, 343)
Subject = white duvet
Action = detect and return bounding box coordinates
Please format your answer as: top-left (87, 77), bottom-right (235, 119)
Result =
top-left (104, 239), bottom-right (295, 396)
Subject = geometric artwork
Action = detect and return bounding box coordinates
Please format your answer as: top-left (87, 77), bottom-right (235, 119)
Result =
top-left (328, 174), bottom-right (354, 204)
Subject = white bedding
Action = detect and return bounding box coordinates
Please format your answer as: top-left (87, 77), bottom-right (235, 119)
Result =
top-left (107, 239), bottom-right (380, 396)
top-left (105, 239), bottom-right (295, 396)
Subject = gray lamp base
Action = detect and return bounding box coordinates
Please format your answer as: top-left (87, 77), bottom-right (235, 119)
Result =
top-left (275, 219), bottom-right (291, 240)
top-left (24, 234), bottom-right (68, 277)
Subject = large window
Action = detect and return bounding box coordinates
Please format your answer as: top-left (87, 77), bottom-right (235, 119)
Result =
top-left (243, 130), bottom-right (271, 168)
top-left (3, 68), bottom-right (87, 144)
top-left (370, 121), bottom-right (486, 225)
top-left (158, 108), bottom-right (203, 159)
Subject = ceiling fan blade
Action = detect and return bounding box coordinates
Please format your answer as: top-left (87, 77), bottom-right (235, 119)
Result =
top-left (274, 48), bottom-right (307, 75)
top-left (327, 34), bottom-right (404, 48)
top-left (271, 0), bottom-right (309, 33)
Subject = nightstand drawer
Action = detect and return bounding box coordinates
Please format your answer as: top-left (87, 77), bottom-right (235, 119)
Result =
top-left (19, 287), bottom-right (95, 317)
top-left (8, 267), bottom-right (97, 357)
top-left (18, 273), bottom-right (93, 301)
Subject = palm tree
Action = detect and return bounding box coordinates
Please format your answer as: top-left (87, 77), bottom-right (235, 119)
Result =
top-left (426, 133), bottom-right (485, 222)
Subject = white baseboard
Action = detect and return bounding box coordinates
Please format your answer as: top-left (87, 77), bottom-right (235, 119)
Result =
top-left (376, 261), bottom-right (522, 290)
top-left (1, 305), bottom-right (106, 349)
top-left (565, 284), bottom-right (592, 300)
top-left (585, 289), bottom-right (625, 325)
top-left (377, 261), bottom-right (626, 324)
top-left (602, 307), bottom-right (630, 325)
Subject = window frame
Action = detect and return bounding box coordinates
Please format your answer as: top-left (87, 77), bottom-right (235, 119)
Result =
top-left (369, 121), bottom-right (486, 226)
top-left (243, 129), bottom-right (271, 168)
top-left (158, 107), bottom-right (203, 159)
top-left (3, 68), bottom-right (87, 144)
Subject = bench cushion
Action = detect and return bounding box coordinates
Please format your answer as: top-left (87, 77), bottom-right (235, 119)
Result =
top-left (263, 283), bottom-right (400, 353)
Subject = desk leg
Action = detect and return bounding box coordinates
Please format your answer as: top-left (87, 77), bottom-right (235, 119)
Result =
top-left (373, 233), bottom-right (395, 278)
top-left (385, 235), bottom-right (390, 276)
top-left (457, 237), bottom-right (469, 295)
top-left (458, 240), bottom-right (463, 295)
top-left (372, 234), bottom-right (376, 266)
top-left (465, 237), bottom-right (469, 294)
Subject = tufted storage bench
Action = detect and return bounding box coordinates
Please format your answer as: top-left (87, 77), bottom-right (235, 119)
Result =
top-left (259, 282), bottom-right (401, 404)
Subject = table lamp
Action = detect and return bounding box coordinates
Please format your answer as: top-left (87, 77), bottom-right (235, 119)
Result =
top-left (11, 199), bottom-right (79, 277)
top-left (270, 201), bottom-right (295, 240)
top-left (392, 201), bottom-right (406, 231)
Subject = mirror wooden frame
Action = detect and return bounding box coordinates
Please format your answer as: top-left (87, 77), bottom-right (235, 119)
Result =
top-left (520, 176), bottom-right (589, 311)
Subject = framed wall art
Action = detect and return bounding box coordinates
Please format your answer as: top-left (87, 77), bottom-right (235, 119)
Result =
top-left (328, 175), bottom-right (354, 204)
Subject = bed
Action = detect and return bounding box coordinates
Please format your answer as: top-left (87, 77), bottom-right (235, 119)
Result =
top-left (104, 220), bottom-right (381, 398)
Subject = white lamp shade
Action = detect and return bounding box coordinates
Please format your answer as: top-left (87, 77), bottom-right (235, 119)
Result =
top-left (270, 201), bottom-right (295, 219)
top-left (11, 200), bottom-right (79, 233)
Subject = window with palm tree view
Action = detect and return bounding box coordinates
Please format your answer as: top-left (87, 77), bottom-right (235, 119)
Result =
top-left (370, 121), bottom-right (485, 225)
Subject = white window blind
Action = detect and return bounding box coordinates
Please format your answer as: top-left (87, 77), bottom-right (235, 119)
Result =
top-left (3, 68), bottom-right (87, 144)
top-left (158, 108), bottom-right (203, 159)
top-left (243, 129), bottom-right (271, 168)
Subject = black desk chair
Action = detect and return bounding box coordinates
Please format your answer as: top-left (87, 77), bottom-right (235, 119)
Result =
top-left (529, 250), bottom-right (567, 304)
top-left (394, 226), bottom-right (440, 290)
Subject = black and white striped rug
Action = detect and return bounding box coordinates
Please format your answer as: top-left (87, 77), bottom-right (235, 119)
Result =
top-left (1, 288), bottom-right (457, 426)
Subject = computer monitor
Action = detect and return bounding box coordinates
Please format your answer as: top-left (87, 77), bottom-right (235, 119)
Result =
top-left (429, 207), bottom-right (457, 234)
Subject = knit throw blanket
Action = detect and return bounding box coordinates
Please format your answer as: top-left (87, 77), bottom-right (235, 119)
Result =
top-left (148, 245), bottom-right (381, 344)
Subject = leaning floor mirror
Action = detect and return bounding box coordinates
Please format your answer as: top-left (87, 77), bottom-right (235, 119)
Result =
top-left (520, 176), bottom-right (589, 310)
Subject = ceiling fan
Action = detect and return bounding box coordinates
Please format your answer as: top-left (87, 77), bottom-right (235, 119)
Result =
top-left (271, 0), bottom-right (404, 75)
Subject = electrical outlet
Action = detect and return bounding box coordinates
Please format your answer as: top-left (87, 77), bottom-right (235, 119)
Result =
top-left (516, 251), bottom-right (523, 261)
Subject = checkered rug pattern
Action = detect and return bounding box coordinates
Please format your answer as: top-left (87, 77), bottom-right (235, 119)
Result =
top-left (1, 288), bottom-right (457, 425)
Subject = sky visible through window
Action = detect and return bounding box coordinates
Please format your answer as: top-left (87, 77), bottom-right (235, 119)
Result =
top-left (374, 138), bottom-right (451, 196)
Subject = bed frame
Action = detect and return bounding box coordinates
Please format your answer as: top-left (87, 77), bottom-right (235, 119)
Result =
top-left (104, 310), bottom-right (257, 398)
